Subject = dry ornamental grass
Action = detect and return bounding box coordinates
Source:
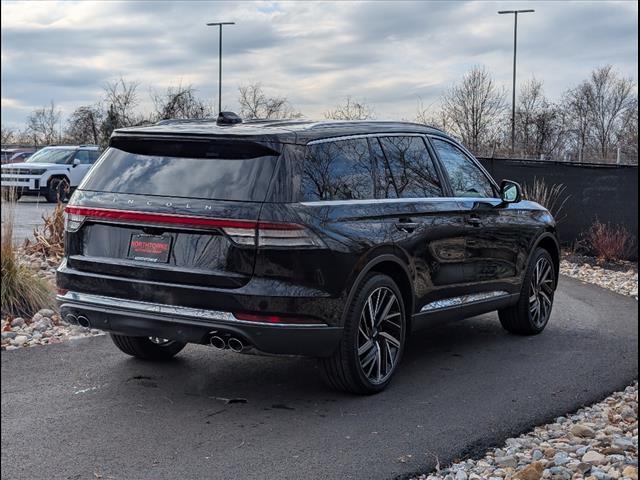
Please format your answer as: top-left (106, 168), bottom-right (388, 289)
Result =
top-left (23, 201), bottom-right (65, 260)
top-left (1, 197), bottom-right (54, 318)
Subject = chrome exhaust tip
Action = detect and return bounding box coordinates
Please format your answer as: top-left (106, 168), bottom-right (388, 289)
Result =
top-left (209, 335), bottom-right (226, 349)
top-left (77, 316), bottom-right (90, 328)
top-left (65, 314), bottom-right (78, 326)
top-left (227, 337), bottom-right (245, 353)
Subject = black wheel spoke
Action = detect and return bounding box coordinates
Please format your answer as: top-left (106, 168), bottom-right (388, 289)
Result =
top-left (528, 257), bottom-right (554, 328)
top-left (357, 286), bottom-right (403, 385)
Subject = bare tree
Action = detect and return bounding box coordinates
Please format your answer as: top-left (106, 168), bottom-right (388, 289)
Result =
top-left (103, 77), bottom-right (140, 128)
top-left (1, 125), bottom-right (15, 145)
top-left (26, 101), bottom-right (61, 147)
top-left (414, 98), bottom-right (448, 131)
top-left (66, 105), bottom-right (104, 145)
top-left (238, 83), bottom-right (298, 120)
top-left (100, 78), bottom-right (142, 145)
top-left (515, 79), bottom-right (566, 158)
top-left (441, 66), bottom-right (506, 152)
top-left (151, 84), bottom-right (213, 121)
top-left (618, 97), bottom-right (638, 160)
top-left (563, 83), bottom-right (592, 162)
top-left (324, 96), bottom-right (374, 121)
top-left (584, 65), bottom-right (636, 160)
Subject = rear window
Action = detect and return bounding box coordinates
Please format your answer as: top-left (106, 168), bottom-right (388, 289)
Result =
top-left (79, 145), bottom-right (280, 201)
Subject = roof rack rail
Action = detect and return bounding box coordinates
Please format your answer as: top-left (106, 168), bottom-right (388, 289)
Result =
top-left (155, 118), bottom-right (217, 126)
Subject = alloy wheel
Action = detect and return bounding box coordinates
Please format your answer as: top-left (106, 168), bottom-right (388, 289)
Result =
top-left (528, 256), bottom-right (554, 328)
top-left (148, 337), bottom-right (173, 346)
top-left (357, 286), bottom-right (403, 384)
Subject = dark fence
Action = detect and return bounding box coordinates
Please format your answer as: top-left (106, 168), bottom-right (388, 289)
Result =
top-left (478, 157), bottom-right (638, 256)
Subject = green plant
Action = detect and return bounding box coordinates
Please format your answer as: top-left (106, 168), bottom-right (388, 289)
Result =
top-left (521, 178), bottom-right (570, 223)
top-left (582, 219), bottom-right (635, 263)
top-left (1, 198), bottom-right (53, 318)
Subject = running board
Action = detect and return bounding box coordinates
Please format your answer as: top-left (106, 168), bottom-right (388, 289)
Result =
top-left (411, 292), bottom-right (519, 332)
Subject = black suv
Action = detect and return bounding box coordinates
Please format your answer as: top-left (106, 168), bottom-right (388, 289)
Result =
top-left (56, 114), bottom-right (559, 394)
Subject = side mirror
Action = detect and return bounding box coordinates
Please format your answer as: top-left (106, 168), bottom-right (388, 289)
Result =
top-left (500, 179), bottom-right (522, 203)
top-left (72, 158), bottom-right (81, 166)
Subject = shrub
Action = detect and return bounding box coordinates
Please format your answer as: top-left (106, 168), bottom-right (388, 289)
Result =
top-left (582, 219), bottom-right (635, 263)
top-left (23, 201), bottom-right (65, 259)
top-left (521, 178), bottom-right (570, 223)
top-left (1, 199), bottom-right (53, 318)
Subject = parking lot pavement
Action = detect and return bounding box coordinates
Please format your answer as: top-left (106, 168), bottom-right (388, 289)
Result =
top-left (1, 196), bottom-right (57, 244)
top-left (1, 276), bottom-right (637, 480)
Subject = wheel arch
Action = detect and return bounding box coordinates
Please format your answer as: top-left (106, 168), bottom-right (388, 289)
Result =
top-left (530, 232), bottom-right (560, 288)
top-left (47, 173), bottom-right (70, 187)
top-left (342, 254), bottom-right (414, 332)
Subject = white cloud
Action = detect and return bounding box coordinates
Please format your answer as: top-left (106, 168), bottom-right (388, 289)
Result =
top-left (1, 0), bottom-right (637, 127)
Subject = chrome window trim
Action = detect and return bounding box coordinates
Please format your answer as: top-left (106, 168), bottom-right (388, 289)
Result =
top-left (57, 291), bottom-right (326, 328)
top-left (299, 197), bottom-right (502, 207)
top-left (420, 291), bottom-right (510, 312)
top-left (307, 132), bottom-right (428, 146)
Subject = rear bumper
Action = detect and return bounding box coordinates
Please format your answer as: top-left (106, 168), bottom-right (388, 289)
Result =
top-left (56, 291), bottom-right (343, 357)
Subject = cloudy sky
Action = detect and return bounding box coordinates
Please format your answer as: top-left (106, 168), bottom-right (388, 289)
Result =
top-left (1, 0), bottom-right (638, 128)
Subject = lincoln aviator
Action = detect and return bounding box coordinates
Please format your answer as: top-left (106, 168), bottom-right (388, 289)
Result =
top-left (56, 113), bottom-right (560, 394)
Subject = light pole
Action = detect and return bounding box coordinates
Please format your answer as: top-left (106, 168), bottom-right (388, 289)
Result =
top-left (498, 9), bottom-right (534, 153)
top-left (206, 21), bottom-right (235, 114)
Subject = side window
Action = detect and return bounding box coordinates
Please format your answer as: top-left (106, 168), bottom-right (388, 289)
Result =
top-left (377, 136), bottom-right (443, 198)
top-left (430, 138), bottom-right (495, 198)
top-left (74, 150), bottom-right (92, 164)
top-left (301, 138), bottom-right (375, 201)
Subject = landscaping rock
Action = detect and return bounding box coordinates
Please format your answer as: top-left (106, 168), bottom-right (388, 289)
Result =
top-left (571, 424), bottom-right (596, 438)
top-left (513, 462), bottom-right (544, 480)
top-left (412, 383), bottom-right (638, 480)
top-left (10, 317), bottom-right (25, 327)
top-left (582, 451), bottom-right (606, 465)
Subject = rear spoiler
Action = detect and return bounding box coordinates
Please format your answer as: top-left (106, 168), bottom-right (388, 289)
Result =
top-left (109, 135), bottom-right (281, 159)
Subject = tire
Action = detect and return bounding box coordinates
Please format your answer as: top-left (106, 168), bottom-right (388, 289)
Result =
top-left (45, 177), bottom-right (70, 203)
top-left (499, 248), bottom-right (557, 335)
top-left (320, 273), bottom-right (407, 394)
top-left (110, 334), bottom-right (186, 360)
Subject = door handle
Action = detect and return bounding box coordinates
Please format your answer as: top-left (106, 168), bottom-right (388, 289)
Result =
top-left (394, 219), bottom-right (419, 233)
top-left (466, 216), bottom-right (482, 226)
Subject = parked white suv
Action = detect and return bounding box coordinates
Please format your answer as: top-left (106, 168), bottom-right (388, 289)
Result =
top-left (1, 145), bottom-right (101, 202)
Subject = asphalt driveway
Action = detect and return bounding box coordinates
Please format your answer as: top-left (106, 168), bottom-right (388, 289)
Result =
top-left (1, 197), bottom-right (57, 244)
top-left (1, 276), bottom-right (637, 480)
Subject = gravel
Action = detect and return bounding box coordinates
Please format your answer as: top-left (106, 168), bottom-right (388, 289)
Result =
top-left (413, 257), bottom-right (638, 480)
top-left (1, 251), bottom-right (104, 351)
top-left (560, 257), bottom-right (638, 300)
top-left (414, 383), bottom-right (638, 480)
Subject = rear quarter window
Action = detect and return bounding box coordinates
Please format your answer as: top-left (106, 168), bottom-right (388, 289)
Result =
top-left (299, 138), bottom-right (376, 201)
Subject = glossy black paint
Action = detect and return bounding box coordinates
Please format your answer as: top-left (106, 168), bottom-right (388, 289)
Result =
top-left (57, 120), bottom-right (559, 357)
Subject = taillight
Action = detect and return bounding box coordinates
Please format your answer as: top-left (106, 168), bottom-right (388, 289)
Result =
top-left (220, 222), bottom-right (323, 247)
top-left (64, 210), bottom-right (85, 232)
top-left (257, 223), bottom-right (324, 248)
top-left (63, 206), bottom-right (324, 248)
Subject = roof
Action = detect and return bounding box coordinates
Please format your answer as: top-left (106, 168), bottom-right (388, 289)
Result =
top-left (112, 118), bottom-right (448, 145)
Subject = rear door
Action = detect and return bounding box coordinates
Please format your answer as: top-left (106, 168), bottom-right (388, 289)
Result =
top-left (374, 135), bottom-right (469, 314)
top-left (66, 138), bottom-right (281, 291)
